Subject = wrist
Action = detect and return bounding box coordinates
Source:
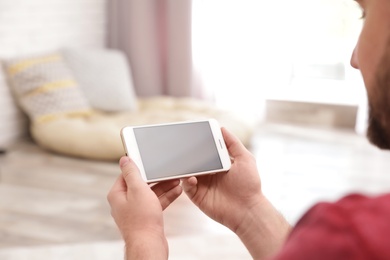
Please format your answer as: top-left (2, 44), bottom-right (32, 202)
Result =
top-left (235, 195), bottom-right (292, 259)
top-left (124, 230), bottom-right (169, 260)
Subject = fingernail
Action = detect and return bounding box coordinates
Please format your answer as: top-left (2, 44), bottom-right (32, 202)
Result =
top-left (119, 156), bottom-right (130, 167)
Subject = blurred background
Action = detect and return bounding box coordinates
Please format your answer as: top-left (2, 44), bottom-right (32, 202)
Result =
top-left (191, 0), bottom-right (366, 131)
top-left (0, 0), bottom-right (365, 146)
top-left (2, 0), bottom-right (390, 259)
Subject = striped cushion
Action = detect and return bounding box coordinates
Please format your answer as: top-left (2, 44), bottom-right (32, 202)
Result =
top-left (3, 53), bottom-right (91, 123)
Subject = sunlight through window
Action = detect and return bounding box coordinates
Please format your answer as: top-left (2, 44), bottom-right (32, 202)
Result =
top-left (192, 0), bottom-right (365, 122)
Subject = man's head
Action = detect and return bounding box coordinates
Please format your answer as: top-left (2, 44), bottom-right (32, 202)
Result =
top-left (351, 0), bottom-right (390, 149)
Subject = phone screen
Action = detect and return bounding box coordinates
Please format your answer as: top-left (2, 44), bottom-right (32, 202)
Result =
top-left (133, 121), bottom-right (223, 180)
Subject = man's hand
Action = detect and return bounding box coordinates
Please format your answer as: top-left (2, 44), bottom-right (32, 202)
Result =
top-left (182, 128), bottom-right (291, 259)
top-left (107, 156), bottom-right (182, 260)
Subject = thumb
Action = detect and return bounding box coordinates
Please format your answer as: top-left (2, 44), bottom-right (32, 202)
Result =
top-left (221, 127), bottom-right (249, 158)
top-left (119, 156), bottom-right (145, 190)
top-left (181, 176), bottom-right (198, 199)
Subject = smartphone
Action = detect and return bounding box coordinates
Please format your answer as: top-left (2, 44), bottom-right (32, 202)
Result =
top-left (120, 119), bottom-right (231, 183)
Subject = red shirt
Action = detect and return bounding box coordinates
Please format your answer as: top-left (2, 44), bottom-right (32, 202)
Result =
top-left (273, 193), bottom-right (390, 260)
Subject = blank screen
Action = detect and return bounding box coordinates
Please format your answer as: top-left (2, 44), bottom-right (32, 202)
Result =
top-left (134, 121), bottom-right (223, 180)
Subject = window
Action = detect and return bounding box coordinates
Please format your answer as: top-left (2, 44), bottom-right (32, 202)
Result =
top-left (192, 0), bottom-right (365, 122)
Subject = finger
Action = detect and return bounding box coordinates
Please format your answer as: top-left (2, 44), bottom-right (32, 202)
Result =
top-left (151, 179), bottom-right (181, 197)
top-left (158, 185), bottom-right (183, 210)
top-left (110, 173), bottom-right (127, 193)
top-left (119, 156), bottom-right (145, 191)
top-left (181, 176), bottom-right (198, 199)
top-left (107, 174), bottom-right (127, 205)
top-left (221, 127), bottom-right (248, 158)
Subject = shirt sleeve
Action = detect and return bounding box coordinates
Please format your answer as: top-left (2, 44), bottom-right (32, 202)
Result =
top-left (271, 193), bottom-right (390, 260)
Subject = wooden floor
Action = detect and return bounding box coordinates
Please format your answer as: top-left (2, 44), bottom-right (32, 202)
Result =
top-left (1, 123), bottom-right (390, 259)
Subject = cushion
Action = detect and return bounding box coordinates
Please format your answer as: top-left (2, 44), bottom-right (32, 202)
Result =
top-left (31, 96), bottom-right (255, 161)
top-left (3, 52), bottom-right (92, 123)
top-left (0, 67), bottom-right (29, 149)
top-left (62, 48), bottom-right (138, 112)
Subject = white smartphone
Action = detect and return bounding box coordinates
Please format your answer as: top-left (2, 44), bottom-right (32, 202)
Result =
top-left (120, 119), bottom-right (231, 183)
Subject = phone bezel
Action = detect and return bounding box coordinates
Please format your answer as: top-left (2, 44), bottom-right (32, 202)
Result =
top-left (120, 119), bottom-right (231, 183)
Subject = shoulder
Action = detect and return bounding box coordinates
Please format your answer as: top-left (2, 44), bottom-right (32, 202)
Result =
top-left (299, 193), bottom-right (390, 227)
top-left (272, 193), bottom-right (390, 260)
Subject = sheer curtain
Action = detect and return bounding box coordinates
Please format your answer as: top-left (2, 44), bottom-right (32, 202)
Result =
top-left (192, 0), bottom-right (365, 125)
top-left (108, 0), bottom-right (202, 98)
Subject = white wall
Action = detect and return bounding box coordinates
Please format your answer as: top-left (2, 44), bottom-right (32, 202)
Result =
top-left (0, 0), bottom-right (108, 149)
